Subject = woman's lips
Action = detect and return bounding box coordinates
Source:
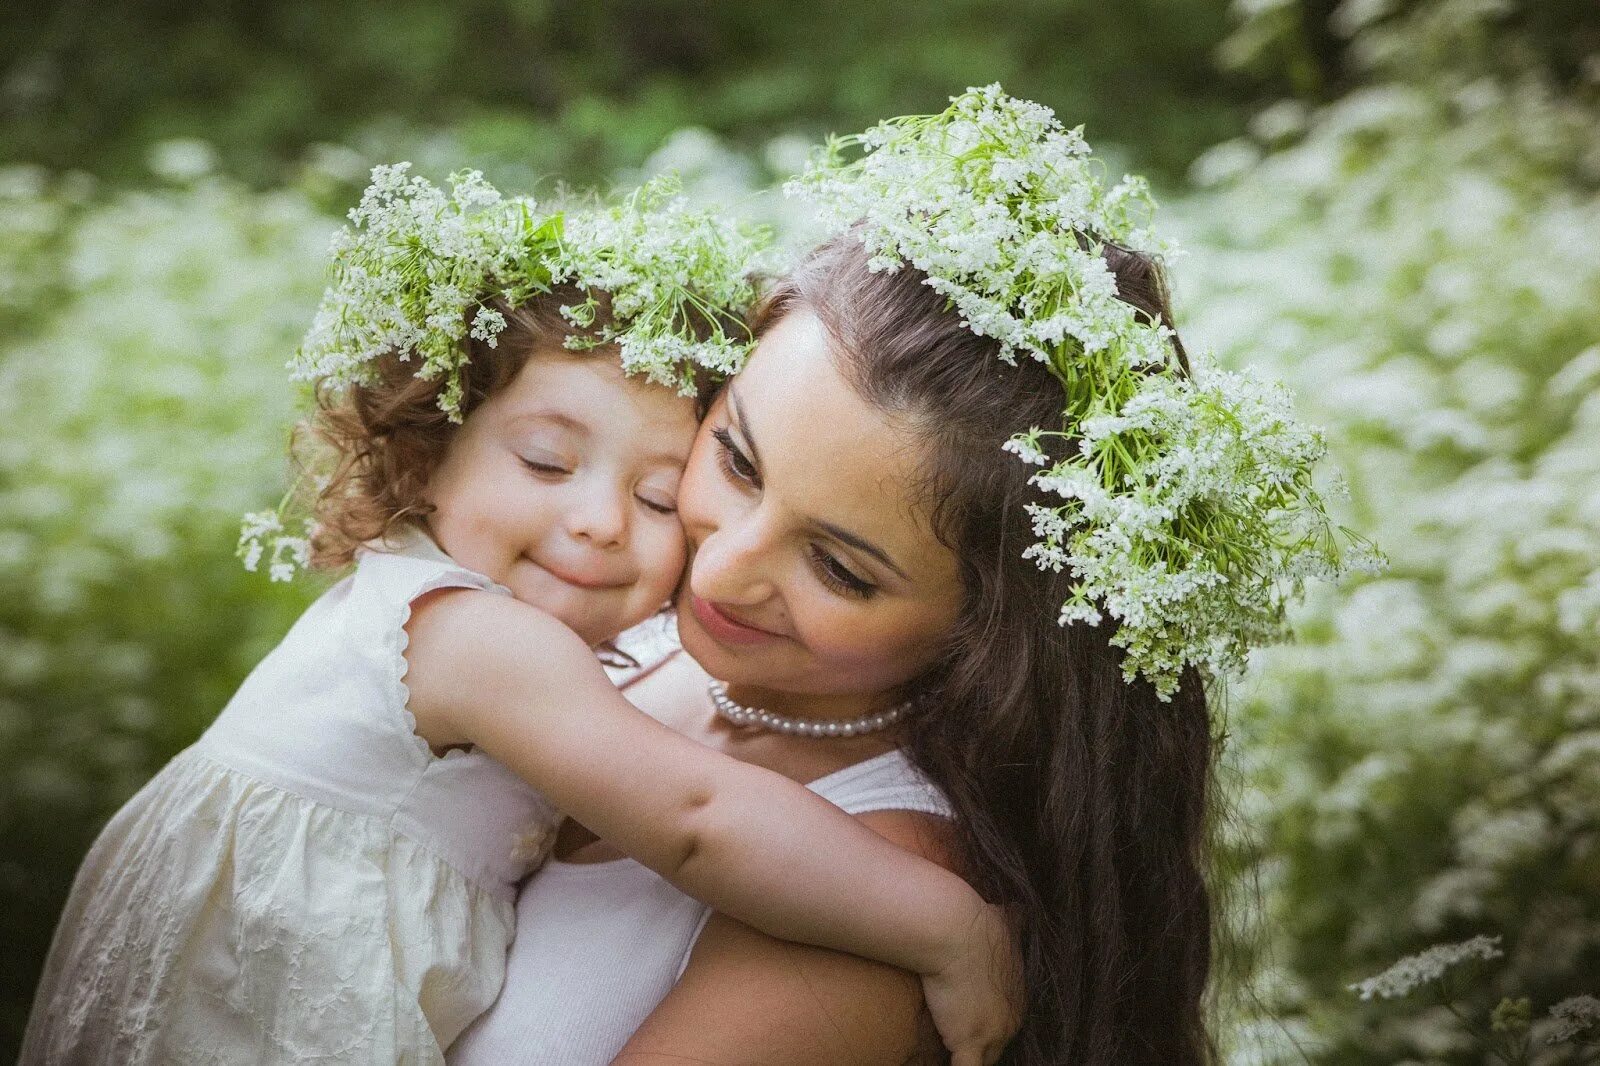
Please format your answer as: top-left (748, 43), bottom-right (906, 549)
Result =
top-left (688, 594), bottom-right (782, 646)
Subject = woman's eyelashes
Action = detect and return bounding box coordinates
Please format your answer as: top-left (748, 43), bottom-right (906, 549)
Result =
top-left (712, 424), bottom-right (877, 599)
top-left (809, 544), bottom-right (877, 599)
top-left (711, 426), bottom-right (758, 487)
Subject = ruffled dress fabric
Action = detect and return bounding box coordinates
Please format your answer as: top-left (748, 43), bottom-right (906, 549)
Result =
top-left (21, 527), bottom-right (558, 1065)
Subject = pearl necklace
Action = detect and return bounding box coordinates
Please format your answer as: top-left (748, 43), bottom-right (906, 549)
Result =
top-left (708, 681), bottom-right (911, 739)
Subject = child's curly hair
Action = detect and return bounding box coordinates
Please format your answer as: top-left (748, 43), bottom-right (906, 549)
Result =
top-left (298, 287), bottom-right (612, 570)
top-left (298, 284), bottom-right (731, 572)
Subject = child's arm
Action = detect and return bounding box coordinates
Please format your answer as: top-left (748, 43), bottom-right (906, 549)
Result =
top-left (405, 588), bottom-right (1019, 1066)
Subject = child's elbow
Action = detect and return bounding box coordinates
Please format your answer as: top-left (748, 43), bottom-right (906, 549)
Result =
top-left (663, 780), bottom-right (736, 884)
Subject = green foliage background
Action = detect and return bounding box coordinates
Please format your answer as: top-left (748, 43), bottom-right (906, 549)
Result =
top-left (3, 1), bottom-right (1598, 1060)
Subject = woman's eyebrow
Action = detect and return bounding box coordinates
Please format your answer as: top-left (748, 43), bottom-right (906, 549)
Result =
top-left (815, 520), bottom-right (910, 582)
top-left (730, 386), bottom-right (910, 582)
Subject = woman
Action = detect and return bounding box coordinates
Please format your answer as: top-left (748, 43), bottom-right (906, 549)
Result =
top-left (452, 88), bottom-right (1351, 1066)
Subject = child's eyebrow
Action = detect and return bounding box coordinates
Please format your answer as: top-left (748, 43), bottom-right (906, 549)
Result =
top-left (641, 445), bottom-right (692, 469)
top-left (512, 411), bottom-right (687, 469)
top-left (510, 411), bottom-right (590, 436)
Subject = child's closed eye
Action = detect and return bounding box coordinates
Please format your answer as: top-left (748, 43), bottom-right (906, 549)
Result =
top-left (636, 494), bottom-right (677, 515)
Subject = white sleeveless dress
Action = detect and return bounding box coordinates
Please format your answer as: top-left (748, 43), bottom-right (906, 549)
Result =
top-left (447, 638), bottom-right (953, 1066)
top-left (22, 525), bottom-right (558, 1065)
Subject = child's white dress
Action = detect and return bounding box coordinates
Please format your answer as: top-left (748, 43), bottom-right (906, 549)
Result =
top-left (21, 525), bottom-right (558, 1065)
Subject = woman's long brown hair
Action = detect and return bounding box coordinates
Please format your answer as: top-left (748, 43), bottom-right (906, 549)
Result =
top-left (757, 236), bottom-right (1219, 1065)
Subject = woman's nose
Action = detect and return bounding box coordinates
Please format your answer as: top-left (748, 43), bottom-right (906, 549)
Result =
top-left (688, 510), bottom-right (778, 607)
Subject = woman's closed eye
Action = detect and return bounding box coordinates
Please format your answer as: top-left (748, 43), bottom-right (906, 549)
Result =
top-left (809, 544), bottom-right (877, 599)
top-left (711, 427), bottom-right (758, 487)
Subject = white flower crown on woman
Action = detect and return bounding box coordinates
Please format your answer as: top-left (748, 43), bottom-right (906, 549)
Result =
top-left (239, 165), bottom-right (768, 581)
top-left (787, 85), bottom-right (1382, 699)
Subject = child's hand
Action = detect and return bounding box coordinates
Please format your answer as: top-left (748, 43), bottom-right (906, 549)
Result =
top-left (920, 901), bottom-right (1023, 1066)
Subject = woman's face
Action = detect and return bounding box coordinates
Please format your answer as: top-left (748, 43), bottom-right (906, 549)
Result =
top-left (675, 309), bottom-right (965, 701)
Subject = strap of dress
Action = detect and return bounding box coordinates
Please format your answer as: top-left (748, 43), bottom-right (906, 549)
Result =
top-left (809, 749), bottom-right (955, 820)
top-left (606, 613), bottom-right (683, 689)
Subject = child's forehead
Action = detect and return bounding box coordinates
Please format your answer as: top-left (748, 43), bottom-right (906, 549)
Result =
top-left (493, 352), bottom-right (699, 454)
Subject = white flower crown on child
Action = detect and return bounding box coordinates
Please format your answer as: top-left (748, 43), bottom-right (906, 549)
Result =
top-left (787, 85), bottom-right (1383, 698)
top-left (239, 166), bottom-right (769, 582)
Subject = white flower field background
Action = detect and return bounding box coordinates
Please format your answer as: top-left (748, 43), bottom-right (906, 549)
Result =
top-left (2, 0), bottom-right (1596, 1061)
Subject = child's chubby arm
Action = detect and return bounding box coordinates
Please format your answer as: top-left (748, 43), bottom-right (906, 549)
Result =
top-left (404, 587), bottom-right (1021, 1066)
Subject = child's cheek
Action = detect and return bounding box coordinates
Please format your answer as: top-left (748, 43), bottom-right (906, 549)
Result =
top-left (645, 525), bottom-right (691, 609)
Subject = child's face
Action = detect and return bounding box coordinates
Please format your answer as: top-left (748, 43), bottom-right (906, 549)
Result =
top-left (423, 351), bottom-right (699, 646)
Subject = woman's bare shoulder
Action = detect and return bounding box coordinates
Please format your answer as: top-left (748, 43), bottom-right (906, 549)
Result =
top-left (852, 807), bottom-right (962, 872)
top-left (616, 910), bottom-right (947, 1065)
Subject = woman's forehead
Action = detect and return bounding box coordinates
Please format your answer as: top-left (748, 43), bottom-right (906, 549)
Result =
top-left (729, 311), bottom-right (940, 556)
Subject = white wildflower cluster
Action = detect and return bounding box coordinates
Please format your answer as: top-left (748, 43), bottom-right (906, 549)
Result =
top-left (1348, 935), bottom-right (1504, 1000)
top-left (1182, 42), bottom-right (1600, 1055)
top-left (1546, 995), bottom-right (1600, 1044)
top-left (788, 84), bottom-right (1166, 366)
top-left (1, 160), bottom-right (329, 855)
top-left (788, 85), bottom-right (1370, 697)
top-left (236, 511), bottom-right (314, 583)
top-left (292, 164), bottom-right (525, 418)
top-left (293, 165), bottom-right (764, 418)
top-left (254, 165), bottom-right (767, 581)
top-left (558, 177), bottom-right (765, 393)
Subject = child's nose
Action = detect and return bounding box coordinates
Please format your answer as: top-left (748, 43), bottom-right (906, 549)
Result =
top-left (566, 488), bottom-right (628, 549)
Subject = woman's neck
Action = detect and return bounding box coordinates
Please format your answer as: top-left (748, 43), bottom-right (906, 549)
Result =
top-left (716, 682), bottom-right (907, 725)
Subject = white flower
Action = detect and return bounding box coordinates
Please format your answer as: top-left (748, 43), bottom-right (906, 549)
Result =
top-left (1546, 994), bottom-right (1600, 1044)
top-left (468, 306), bottom-right (506, 346)
top-left (290, 167), bottom-right (765, 421)
top-left (1002, 431), bottom-right (1049, 466)
top-left (1348, 935), bottom-right (1504, 1000)
top-left (236, 510), bottom-right (314, 582)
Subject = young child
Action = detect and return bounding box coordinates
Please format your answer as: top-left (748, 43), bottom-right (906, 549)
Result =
top-left (20, 172), bottom-right (1018, 1066)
